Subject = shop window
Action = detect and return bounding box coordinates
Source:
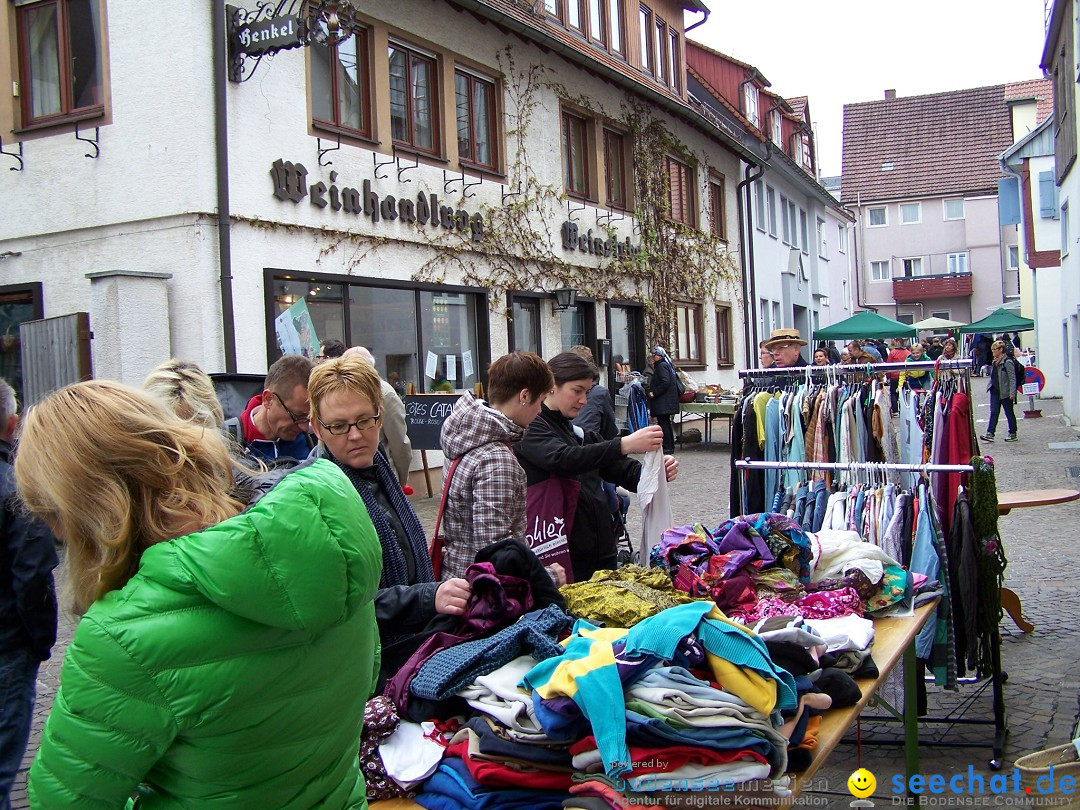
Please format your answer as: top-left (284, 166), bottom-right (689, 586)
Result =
top-left (509, 295), bottom-right (541, 355)
top-left (609, 303), bottom-right (644, 376)
top-left (0, 283), bottom-right (43, 404)
top-left (310, 28), bottom-right (370, 138)
top-left (560, 302), bottom-right (595, 352)
top-left (15, 0), bottom-right (104, 128)
top-left (562, 109), bottom-right (590, 198)
top-left (673, 301), bottom-right (703, 365)
top-left (271, 281), bottom-right (346, 360)
top-left (388, 41), bottom-right (438, 154)
top-left (349, 286), bottom-right (418, 394)
top-left (716, 305), bottom-right (733, 367)
top-left (664, 154), bottom-right (695, 227)
top-left (604, 128), bottom-right (630, 209)
top-left (420, 290), bottom-right (481, 392)
top-left (455, 69), bottom-right (496, 170)
top-left (709, 173), bottom-right (726, 240)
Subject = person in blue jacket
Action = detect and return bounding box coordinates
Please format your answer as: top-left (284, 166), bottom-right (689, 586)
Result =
top-left (648, 346), bottom-right (680, 454)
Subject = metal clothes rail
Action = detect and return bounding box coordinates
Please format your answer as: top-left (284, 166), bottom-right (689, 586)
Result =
top-left (738, 358), bottom-right (972, 378)
top-left (735, 460), bottom-right (973, 474)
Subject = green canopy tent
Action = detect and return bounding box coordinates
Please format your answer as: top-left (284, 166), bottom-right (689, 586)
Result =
top-left (957, 308), bottom-right (1035, 334)
top-left (813, 310), bottom-right (917, 341)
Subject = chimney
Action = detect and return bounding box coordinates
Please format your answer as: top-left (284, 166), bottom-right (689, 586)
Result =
top-left (885, 89), bottom-right (896, 100)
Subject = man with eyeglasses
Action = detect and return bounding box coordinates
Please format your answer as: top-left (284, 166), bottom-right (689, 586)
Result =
top-left (225, 355), bottom-right (315, 463)
top-left (762, 328), bottom-right (808, 368)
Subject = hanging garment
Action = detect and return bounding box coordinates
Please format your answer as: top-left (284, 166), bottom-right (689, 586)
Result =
top-left (898, 388), bottom-right (925, 489)
top-left (764, 397), bottom-right (782, 509)
top-left (637, 449), bottom-right (671, 562)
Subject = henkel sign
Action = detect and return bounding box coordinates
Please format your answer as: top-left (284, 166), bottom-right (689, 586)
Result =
top-left (232, 13), bottom-right (302, 57)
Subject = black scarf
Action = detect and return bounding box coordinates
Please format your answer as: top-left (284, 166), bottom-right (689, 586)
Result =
top-left (327, 449), bottom-right (434, 588)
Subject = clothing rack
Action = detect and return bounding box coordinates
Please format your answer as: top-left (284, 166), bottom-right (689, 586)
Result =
top-left (738, 358), bottom-right (972, 378)
top-left (734, 455), bottom-right (1006, 769)
top-left (735, 460), bottom-right (974, 474)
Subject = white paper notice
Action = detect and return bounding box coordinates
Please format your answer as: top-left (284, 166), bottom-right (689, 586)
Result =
top-left (462, 350), bottom-right (474, 379)
top-left (447, 354), bottom-right (458, 381)
top-left (425, 351), bottom-right (438, 380)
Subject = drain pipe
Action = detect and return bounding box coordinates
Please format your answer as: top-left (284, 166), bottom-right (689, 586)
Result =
top-left (737, 148), bottom-right (767, 367)
top-left (213, 0), bottom-right (238, 373)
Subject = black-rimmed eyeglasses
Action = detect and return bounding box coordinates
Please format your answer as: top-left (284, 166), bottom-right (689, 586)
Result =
top-left (317, 410), bottom-right (382, 435)
top-left (273, 391), bottom-right (310, 423)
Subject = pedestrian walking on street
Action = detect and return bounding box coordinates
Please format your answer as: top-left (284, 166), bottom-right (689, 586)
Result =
top-left (982, 340), bottom-right (1019, 443)
top-left (647, 346), bottom-right (680, 454)
top-left (14, 380), bottom-right (383, 809)
top-left (0, 378), bottom-right (57, 810)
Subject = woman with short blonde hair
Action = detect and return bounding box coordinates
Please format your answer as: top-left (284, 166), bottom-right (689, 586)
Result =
top-left (308, 355), bottom-right (472, 676)
top-left (142, 359), bottom-right (225, 429)
top-left (15, 379), bottom-right (382, 807)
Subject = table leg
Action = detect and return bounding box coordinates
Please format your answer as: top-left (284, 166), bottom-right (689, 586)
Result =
top-left (1000, 587), bottom-right (1034, 633)
top-left (903, 638), bottom-right (920, 784)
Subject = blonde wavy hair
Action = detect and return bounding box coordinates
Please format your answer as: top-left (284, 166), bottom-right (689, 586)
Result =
top-left (143, 359), bottom-right (225, 429)
top-left (14, 380), bottom-right (243, 615)
top-left (308, 355), bottom-right (383, 427)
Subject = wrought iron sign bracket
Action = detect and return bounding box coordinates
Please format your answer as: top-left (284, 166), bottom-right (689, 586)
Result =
top-left (373, 151), bottom-right (393, 180)
top-left (75, 123), bottom-right (100, 159)
top-left (501, 181), bottom-right (523, 205)
top-left (396, 152), bottom-right (419, 183)
top-left (596, 206), bottom-right (624, 226)
top-left (317, 133), bottom-right (340, 167)
top-left (566, 197), bottom-right (586, 222)
top-left (0, 136), bottom-right (24, 172)
top-left (443, 168), bottom-right (482, 199)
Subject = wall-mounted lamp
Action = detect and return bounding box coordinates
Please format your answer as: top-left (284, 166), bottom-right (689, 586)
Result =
top-left (552, 288), bottom-right (578, 312)
top-left (302, 0), bottom-right (363, 46)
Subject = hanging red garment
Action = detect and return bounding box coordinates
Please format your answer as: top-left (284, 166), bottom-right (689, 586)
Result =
top-left (937, 391), bottom-right (973, 536)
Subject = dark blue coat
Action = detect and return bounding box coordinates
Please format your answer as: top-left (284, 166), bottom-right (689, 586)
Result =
top-left (0, 439), bottom-right (58, 660)
top-left (649, 359), bottom-right (680, 416)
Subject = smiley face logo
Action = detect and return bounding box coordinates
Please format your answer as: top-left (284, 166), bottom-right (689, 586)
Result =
top-left (847, 768), bottom-right (876, 798)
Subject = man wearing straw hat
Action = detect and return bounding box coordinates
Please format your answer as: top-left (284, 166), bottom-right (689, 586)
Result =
top-left (763, 328), bottom-right (808, 368)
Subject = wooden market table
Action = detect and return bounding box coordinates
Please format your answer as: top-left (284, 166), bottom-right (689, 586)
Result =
top-left (678, 400), bottom-right (736, 449)
top-left (370, 602), bottom-right (937, 810)
top-left (996, 488), bottom-right (1080, 634)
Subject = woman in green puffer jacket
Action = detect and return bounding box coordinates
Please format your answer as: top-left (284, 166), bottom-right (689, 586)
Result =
top-left (14, 380), bottom-right (382, 809)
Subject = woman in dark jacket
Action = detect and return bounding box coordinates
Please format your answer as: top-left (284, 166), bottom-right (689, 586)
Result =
top-left (308, 356), bottom-right (471, 656)
top-left (648, 346), bottom-right (680, 454)
top-left (516, 352), bottom-right (677, 582)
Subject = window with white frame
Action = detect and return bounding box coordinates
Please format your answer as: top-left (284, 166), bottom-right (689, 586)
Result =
top-left (902, 257), bottom-right (923, 277)
top-left (868, 206), bottom-right (887, 227)
top-left (943, 198), bottom-right (965, 220)
top-left (771, 111), bottom-right (782, 145)
top-left (780, 194), bottom-right (791, 244)
top-left (900, 203), bottom-right (920, 224)
top-left (800, 209), bottom-right (808, 255)
top-left (871, 260), bottom-right (890, 281)
top-left (799, 134), bottom-right (812, 169)
top-left (930, 310), bottom-right (951, 320)
top-left (743, 83), bottom-right (759, 127)
top-left (817, 217), bottom-right (827, 258)
top-left (837, 224), bottom-right (847, 253)
top-left (766, 186), bottom-right (777, 237)
top-left (755, 180), bottom-right (765, 231)
top-left (1007, 245), bottom-right (1020, 270)
top-left (946, 252), bottom-right (968, 274)
top-left (1062, 199), bottom-right (1071, 256)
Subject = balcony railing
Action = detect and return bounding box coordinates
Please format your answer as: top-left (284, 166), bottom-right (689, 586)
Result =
top-left (892, 272), bottom-right (973, 302)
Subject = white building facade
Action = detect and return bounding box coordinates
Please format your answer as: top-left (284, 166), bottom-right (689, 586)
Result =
top-left (0, 0), bottom-right (751, 407)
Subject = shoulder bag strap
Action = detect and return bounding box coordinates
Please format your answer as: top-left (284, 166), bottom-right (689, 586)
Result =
top-left (428, 456), bottom-right (463, 579)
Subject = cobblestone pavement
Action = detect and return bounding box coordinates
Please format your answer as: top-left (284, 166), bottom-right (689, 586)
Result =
top-left (12, 385), bottom-right (1080, 808)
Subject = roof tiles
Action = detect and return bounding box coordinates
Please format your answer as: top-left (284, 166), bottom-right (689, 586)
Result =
top-left (841, 80), bottom-right (1052, 204)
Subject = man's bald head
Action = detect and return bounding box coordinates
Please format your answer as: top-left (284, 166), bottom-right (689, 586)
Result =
top-left (343, 346), bottom-right (376, 366)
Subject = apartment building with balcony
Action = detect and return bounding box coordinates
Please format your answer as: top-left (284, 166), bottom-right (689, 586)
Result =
top-left (842, 81), bottom-right (1051, 327)
top-left (686, 41), bottom-right (855, 354)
